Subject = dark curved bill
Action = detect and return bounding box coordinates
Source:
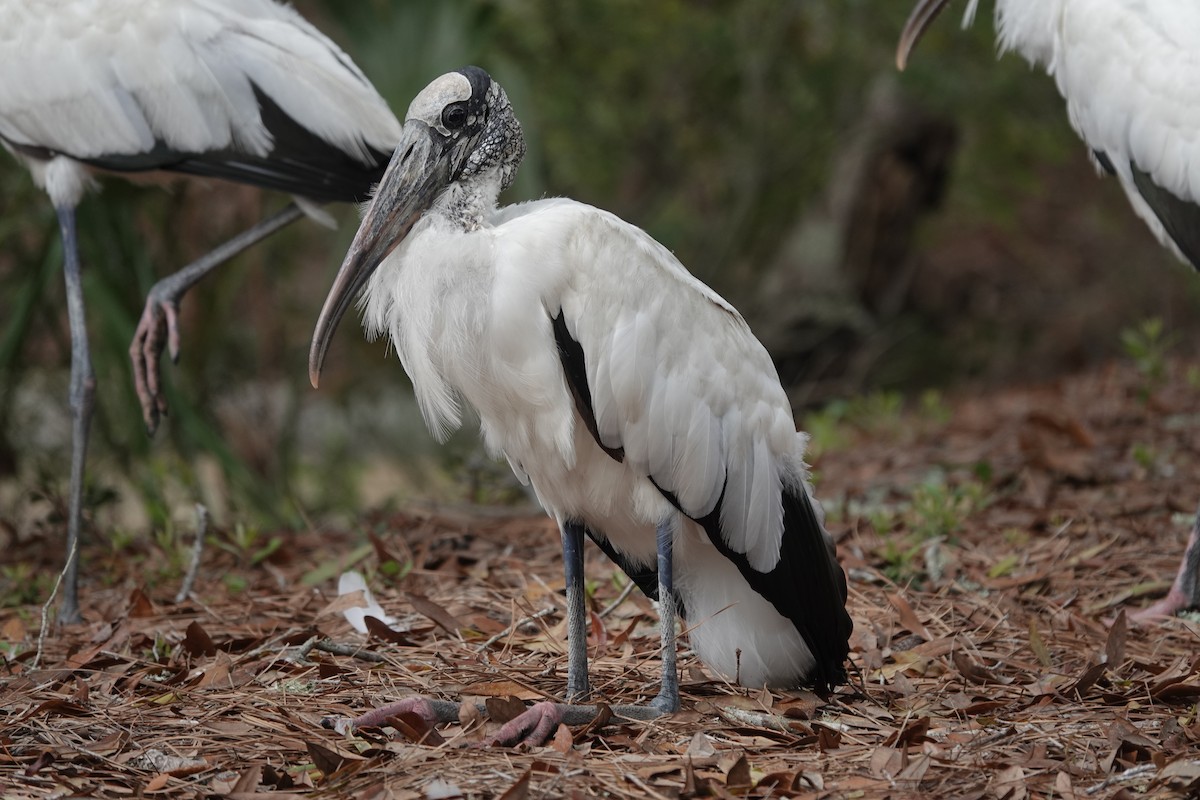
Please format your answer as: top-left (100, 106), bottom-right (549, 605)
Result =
top-left (896, 0), bottom-right (953, 71)
top-left (309, 120), bottom-right (451, 388)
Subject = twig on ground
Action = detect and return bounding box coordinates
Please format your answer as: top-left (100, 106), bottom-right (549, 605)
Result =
top-left (1084, 763), bottom-right (1157, 795)
top-left (477, 607), bottom-right (556, 652)
top-left (598, 579), bottom-right (637, 619)
top-left (315, 638), bottom-right (389, 663)
top-left (174, 504), bottom-right (209, 603)
top-left (34, 535), bottom-right (76, 669)
top-left (716, 705), bottom-right (805, 734)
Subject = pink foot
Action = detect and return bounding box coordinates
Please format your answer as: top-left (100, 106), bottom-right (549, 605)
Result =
top-left (480, 701), bottom-right (563, 747)
top-left (1130, 589), bottom-right (1190, 625)
top-left (129, 295), bottom-right (180, 434)
top-left (1131, 515), bottom-right (1200, 624)
top-left (322, 697), bottom-right (445, 736)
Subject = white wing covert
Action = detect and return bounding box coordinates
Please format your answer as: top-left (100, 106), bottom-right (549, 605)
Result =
top-left (0, 0), bottom-right (399, 185)
top-left (546, 206), bottom-right (805, 574)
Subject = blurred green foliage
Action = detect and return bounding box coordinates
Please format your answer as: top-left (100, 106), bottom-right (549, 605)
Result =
top-left (2, 0), bottom-right (1199, 537)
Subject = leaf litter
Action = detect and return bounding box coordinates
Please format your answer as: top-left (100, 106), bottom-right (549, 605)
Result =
top-left (4, 358), bottom-right (1200, 797)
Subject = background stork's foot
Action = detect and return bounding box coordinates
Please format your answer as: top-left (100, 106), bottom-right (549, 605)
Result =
top-left (479, 700), bottom-right (564, 747)
top-left (323, 696), bottom-right (461, 736)
top-left (130, 292), bottom-right (182, 435)
top-left (1129, 590), bottom-right (1191, 624)
top-left (1131, 518), bottom-right (1200, 625)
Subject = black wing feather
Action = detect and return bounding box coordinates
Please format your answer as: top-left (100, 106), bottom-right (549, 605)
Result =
top-left (79, 84), bottom-right (390, 204)
top-left (652, 480), bottom-right (851, 690)
top-left (1128, 162), bottom-right (1200, 271)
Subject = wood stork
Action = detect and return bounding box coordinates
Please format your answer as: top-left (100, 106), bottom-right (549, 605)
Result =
top-left (0, 0), bottom-right (401, 623)
top-left (309, 66), bottom-right (853, 744)
top-left (897, 0), bottom-right (1200, 621)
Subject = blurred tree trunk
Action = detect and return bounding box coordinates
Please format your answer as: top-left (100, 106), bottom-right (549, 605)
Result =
top-left (752, 77), bottom-right (957, 406)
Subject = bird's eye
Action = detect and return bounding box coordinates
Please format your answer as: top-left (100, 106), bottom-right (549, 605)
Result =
top-left (442, 103), bottom-right (469, 130)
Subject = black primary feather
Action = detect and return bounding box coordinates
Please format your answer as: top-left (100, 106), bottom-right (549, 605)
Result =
top-left (78, 85), bottom-right (391, 204)
top-left (1129, 163), bottom-right (1200, 270)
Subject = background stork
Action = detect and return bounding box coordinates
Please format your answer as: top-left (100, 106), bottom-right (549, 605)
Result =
top-left (897, 0), bottom-right (1200, 620)
top-left (309, 66), bottom-right (852, 745)
top-left (0, 0), bottom-right (400, 623)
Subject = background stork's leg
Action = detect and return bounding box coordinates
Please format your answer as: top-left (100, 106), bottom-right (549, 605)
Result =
top-left (131, 202), bottom-right (306, 433)
top-left (1131, 509), bottom-right (1200, 622)
top-left (650, 515), bottom-right (680, 713)
top-left (562, 520), bottom-right (591, 702)
top-left (57, 204), bottom-right (94, 625)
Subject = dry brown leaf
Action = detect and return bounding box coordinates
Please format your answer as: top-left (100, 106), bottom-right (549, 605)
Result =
top-left (364, 614), bottom-right (418, 645)
top-left (1105, 609), bottom-right (1128, 670)
top-left (549, 723), bottom-right (573, 754)
top-left (2, 615), bottom-right (27, 643)
top-left (883, 717), bottom-right (931, 748)
top-left (724, 753), bottom-right (752, 789)
top-left (407, 592), bottom-right (465, 633)
top-left (127, 587), bottom-right (156, 618)
top-left (462, 680), bottom-right (543, 701)
top-left (484, 696), bottom-right (528, 724)
top-left (183, 620), bottom-right (217, 657)
top-left (952, 651), bottom-right (1006, 685)
top-left (230, 765), bottom-right (262, 794)
top-left (886, 592), bottom-right (932, 641)
top-left (991, 764), bottom-right (1026, 800)
top-left (1055, 771), bottom-right (1077, 800)
top-left (145, 773), bottom-right (171, 792)
top-left (496, 769), bottom-right (531, 800)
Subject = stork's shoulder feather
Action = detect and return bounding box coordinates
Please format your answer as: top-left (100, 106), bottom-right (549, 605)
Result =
top-left (496, 200), bottom-right (809, 573)
top-left (0, 0), bottom-right (399, 193)
top-left (1055, 2), bottom-right (1200, 210)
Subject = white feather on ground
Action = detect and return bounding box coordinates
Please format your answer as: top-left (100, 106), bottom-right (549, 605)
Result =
top-left (337, 570), bottom-right (397, 634)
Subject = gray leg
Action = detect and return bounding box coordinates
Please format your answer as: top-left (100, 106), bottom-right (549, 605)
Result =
top-left (379, 518), bottom-right (679, 748)
top-left (651, 515), bottom-right (680, 713)
top-left (57, 205), bottom-right (94, 625)
top-left (561, 520), bottom-right (591, 702)
top-left (131, 202), bottom-right (305, 433)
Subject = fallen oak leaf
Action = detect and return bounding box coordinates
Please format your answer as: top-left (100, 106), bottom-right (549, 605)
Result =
top-left (127, 587), bottom-right (156, 618)
top-left (21, 699), bottom-right (89, 720)
top-left (883, 717), bottom-right (932, 748)
top-left (549, 724), bottom-right (573, 754)
top-left (952, 651), bottom-right (1009, 685)
top-left (305, 741), bottom-right (365, 777)
top-left (1068, 662), bottom-right (1108, 698)
top-left (389, 711), bottom-right (446, 746)
top-left (497, 769), bottom-right (531, 800)
top-left (407, 591), bottom-right (465, 634)
top-left (195, 650), bottom-right (233, 689)
top-left (462, 680), bottom-right (543, 701)
top-left (182, 620), bottom-right (217, 657)
top-left (364, 615), bottom-right (419, 646)
top-left (723, 753), bottom-right (752, 790)
top-left (887, 592), bottom-right (932, 642)
top-left (145, 773), bottom-right (171, 792)
top-left (230, 764), bottom-right (262, 794)
top-left (485, 696), bottom-right (529, 725)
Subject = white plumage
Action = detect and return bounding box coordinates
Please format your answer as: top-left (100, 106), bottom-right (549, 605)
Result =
top-left (898, 0), bottom-right (1200, 620)
top-left (0, 0), bottom-right (399, 207)
top-left (311, 67), bottom-right (851, 727)
top-left (363, 198), bottom-right (822, 686)
top-left (1, 0), bottom-right (400, 623)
